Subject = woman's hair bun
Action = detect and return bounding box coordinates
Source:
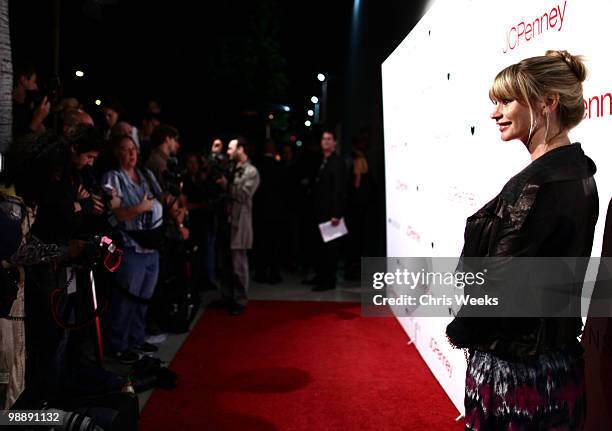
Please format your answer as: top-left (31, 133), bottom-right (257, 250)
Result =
top-left (545, 50), bottom-right (587, 82)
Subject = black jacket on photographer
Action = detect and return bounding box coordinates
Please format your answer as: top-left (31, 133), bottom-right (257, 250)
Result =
top-left (32, 167), bottom-right (85, 245)
top-left (32, 132), bottom-right (106, 245)
top-left (206, 153), bottom-right (233, 231)
top-left (182, 170), bottom-right (216, 240)
top-left (446, 143), bottom-right (598, 360)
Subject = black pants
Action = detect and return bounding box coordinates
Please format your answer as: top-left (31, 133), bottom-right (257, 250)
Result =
top-left (315, 230), bottom-right (340, 288)
top-left (23, 264), bottom-right (69, 406)
top-left (216, 222), bottom-right (234, 301)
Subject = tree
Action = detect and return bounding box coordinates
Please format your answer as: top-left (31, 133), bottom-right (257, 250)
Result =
top-left (0, 0), bottom-right (11, 152)
top-left (207, 0), bottom-right (288, 109)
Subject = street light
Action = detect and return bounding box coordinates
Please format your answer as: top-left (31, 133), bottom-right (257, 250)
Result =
top-left (311, 96), bottom-right (319, 104)
top-left (94, 99), bottom-right (102, 106)
top-left (75, 70), bottom-right (84, 78)
top-left (317, 73), bottom-right (326, 82)
top-left (305, 120), bottom-right (312, 127)
top-left (307, 109), bottom-right (314, 117)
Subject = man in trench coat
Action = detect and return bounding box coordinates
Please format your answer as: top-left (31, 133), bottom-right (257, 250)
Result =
top-left (217, 137), bottom-right (260, 315)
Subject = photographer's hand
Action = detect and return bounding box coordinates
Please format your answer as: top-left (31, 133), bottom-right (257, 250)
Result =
top-left (30, 96), bottom-right (51, 132)
top-left (216, 175), bottom-right (228, 190)
top-left (77, 185), bottom-right (90, 200)
top-left (90, 194), bottom-right (105, 214)
top-left (138, 192), bottom-right (154, 213)
top-left (163, 193), bottom-right (175, 206)
top-left (179, 225), bottom-right (190, 241)
top-left (75, 186), bottom-right (104, 215)
top-left (168, 199), bottom-right (186, 224)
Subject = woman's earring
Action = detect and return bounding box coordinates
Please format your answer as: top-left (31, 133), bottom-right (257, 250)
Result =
top-left (544, 110), bottom-right (550, 145)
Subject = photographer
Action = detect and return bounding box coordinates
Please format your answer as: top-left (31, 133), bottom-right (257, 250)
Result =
top-left (102, 135), bottom-right (164, 363)
top-left (182, 153), bottom-right (217, 289)
top-left (216, 137), bottom-right (259, 315)
top-left (144, 125), bottom-right (199, 333)
top-left (205, 138), bottom-right (233, 291)
top-left (146, 124), bottom-right (179, 191)
top-left (146, 124), bottom-right (188, 239)
top-left (0, 129), bottom-right (108, 408)
top-left (31, 127), bottom-right (105, 245)
top-left (24, 127), bottom-right (105, 405)
top-left (12, 64), bottom-right (50, 136)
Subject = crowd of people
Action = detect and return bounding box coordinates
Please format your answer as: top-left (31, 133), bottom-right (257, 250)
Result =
top-left (0, 63), bottom-right (374, 412)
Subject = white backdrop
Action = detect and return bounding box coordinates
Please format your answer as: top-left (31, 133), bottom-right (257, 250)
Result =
top-left (382, 0), bottom-right (612, 416)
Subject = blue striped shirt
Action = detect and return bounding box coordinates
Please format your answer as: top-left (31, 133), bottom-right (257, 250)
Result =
top-left (102, 168), bottom-right (164, 253)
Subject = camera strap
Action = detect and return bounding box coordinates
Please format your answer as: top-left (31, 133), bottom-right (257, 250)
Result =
top-left (50, 267), bottom-right (110, 331)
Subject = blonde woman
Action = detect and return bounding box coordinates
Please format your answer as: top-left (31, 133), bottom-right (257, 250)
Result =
top-left (447, 51), bottom-right (597, 430)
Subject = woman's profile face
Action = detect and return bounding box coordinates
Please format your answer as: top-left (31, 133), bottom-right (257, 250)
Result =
top-left (490, 98), bottom-right (534, 143)
top-left (118, 137), bottom-right (138, 170)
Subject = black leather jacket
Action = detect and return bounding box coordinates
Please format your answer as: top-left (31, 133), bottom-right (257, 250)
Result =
top-left (446, 143), bottom-right (598, 360)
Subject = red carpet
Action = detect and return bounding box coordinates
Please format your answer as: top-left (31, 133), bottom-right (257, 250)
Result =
top-left (139, 301), bottom-right (464, 430)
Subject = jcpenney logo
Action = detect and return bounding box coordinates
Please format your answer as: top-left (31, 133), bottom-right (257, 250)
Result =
top-left (502, 1), bottom-right (567, 53)
top-left (584, 93), bottom-right (612, 120)
top-left (429, 337), bottom-right (453, 379)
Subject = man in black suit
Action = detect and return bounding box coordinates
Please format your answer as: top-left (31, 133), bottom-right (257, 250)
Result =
top-left (306, 129), bottom-right (347, 291)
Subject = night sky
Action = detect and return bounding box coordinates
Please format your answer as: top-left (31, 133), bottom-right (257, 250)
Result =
top-left (10, 0), bottom-right (357, 149)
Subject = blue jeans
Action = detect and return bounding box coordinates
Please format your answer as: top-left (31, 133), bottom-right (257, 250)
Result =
top-left (106, 249), bottom-right (159, 352)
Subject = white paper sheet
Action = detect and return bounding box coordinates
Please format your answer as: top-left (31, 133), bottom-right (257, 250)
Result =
top-left (318, 218), bottom-right (348, 243)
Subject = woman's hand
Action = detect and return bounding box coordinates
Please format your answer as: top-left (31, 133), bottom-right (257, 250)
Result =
top-left (138, 192), bottom-right (154, 213)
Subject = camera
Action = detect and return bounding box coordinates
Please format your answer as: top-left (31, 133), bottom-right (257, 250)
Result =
top-left (70, 235), bottom-right (122, 272)
top-left (24, 76), bottom-right (62, 110)
top-left (79, 165), bottom-right (113, 215)
top-left (90, 235), bottom-right (122, 273)
top-left (47, 408), bottom-right (104, 431)
top-left (163, 157), bottom-right (184, 197)
top-left (206, 152), bottom-right (230, 181)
